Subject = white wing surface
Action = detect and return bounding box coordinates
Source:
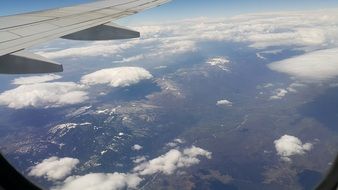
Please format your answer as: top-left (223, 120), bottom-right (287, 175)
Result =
top-left (0, 0), bottom-right (170, 74)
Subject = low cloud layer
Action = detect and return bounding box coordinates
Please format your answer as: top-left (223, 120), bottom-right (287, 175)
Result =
top-left (81, 67), bottom-right (153, 87)
top-left (12, 74), bottom-right (62, 85)
top-left (37, 41), bottom-right (137, 59)
top-left (274, 135), bottom-right (313, 162)
top-left (0, 82), bottom-right (88, 109)
top-left (49, 146), bottom-right (211, 190)
top-left (52, 173), bottom-right (141, 190)
top-left (269, 48), bottom-right (338, 82)
top-left (34, 9), bottom-right (338, 84)
top-left (0, 66), bottom-right (154, 109)
top-left (37, 9), bottom-right (338, 60)
top-left (28, 157), bottom-right (79, 181)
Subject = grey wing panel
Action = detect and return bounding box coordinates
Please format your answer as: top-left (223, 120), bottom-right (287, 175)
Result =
top-left (0, 51), bottom-right (63, 74)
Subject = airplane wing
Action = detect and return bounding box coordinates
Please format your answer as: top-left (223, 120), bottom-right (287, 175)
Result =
top-left (0, 0), bottom-right (170, 74)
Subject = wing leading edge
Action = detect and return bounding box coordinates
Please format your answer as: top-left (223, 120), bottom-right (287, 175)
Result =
top-left (0, 0), bottom-right (170, 74)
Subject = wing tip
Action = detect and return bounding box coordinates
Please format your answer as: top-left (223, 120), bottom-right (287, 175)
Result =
top-left (0, 51), bottom-right (63, 74)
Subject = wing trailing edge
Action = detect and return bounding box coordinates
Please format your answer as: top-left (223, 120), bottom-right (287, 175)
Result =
top-left (0, 51), bottom-right (63, 74)
top-left (61, 23), bottom-right (140, 41)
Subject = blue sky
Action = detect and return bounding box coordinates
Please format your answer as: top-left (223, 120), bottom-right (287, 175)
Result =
top-left (1, 0), bottom-right (338, 23)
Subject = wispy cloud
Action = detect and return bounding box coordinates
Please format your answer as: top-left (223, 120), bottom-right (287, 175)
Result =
top-left (12, 74), bottom-right (62, 85)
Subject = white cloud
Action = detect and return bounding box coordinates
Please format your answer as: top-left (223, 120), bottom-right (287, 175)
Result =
top-left (257, 83), bottom-right (275, 90)
top-left (28, 157), bottom-right (79, 181)
top-left (118, 132), bottom-right (124, 136)
top-left (81, 67), bottom-right (153, 87)
top-left (133, 146), bottom-right (212, 175)
top-left (133, 156), bottom-right (147, 164)
top-left (118, 40), bottom-right (197, 63)
top-left (287, 82), bottom-right (306, 92)
top-left (132, 144), bottom-right (143, 151)
top-left (216, 99), bottom-right (233, 107)
top-left (174, 139), bottom-right (184, 144)
top-left (256, 53), bottom-right (266, 60)
top-left (228, 11), bottom-right (337, 49)
top-left (257, 49), bottom-right (284, 60)
top-left (270, 88), bottom-right (288, 100)
top-left (52, 173), bottom-right (142, 190)
top-left (166, 138), bottom-right (185, 148)
top-left (155, 40), bottom-right (197, 57)
top-left (166, 142), bottom-right (178, 147)
top-left (269, 48), bottom-right (338, 82)
top-left (0, 82), bottom-right (88, 109)
top-left (265, 83), bottom-right (306, 99)
top-left (263, 83), bottom-right (274, 88)
top-left (274, 135), bottom-right (313, 162)
top-left (114, 54), bottom-right (145, 63)
top-left (208, 57), bottom-right (228, 67)
top-left (207, 56), bottom-right (230, 71)
top-left (12, 74), bottom-right (62, 85)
